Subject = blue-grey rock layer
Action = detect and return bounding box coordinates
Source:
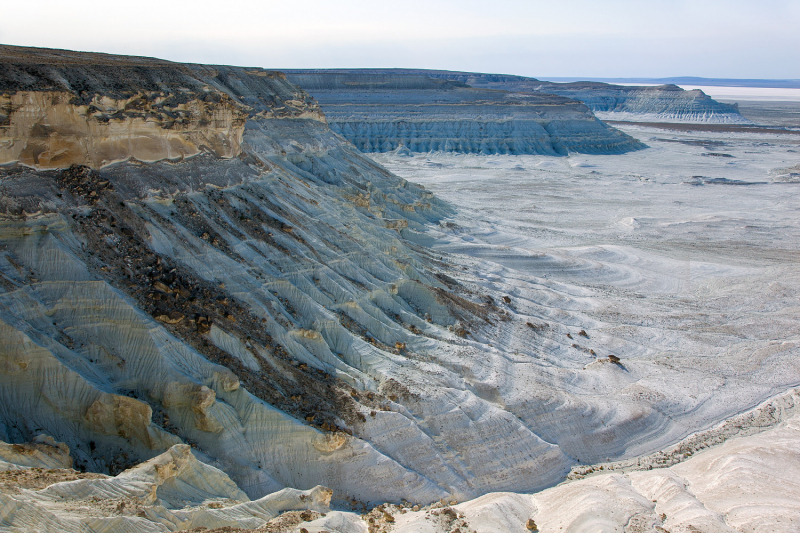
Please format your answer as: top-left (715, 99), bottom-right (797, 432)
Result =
top-left (288, 69), bottom-right (747, 126)
top-left (285, 72), bottom-right (646, 155)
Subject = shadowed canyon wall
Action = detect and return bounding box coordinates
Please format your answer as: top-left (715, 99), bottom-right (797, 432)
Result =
top-left (287, 69), bottom-right (747, 127)
top-left (285, 71), bottom-right (646, 155)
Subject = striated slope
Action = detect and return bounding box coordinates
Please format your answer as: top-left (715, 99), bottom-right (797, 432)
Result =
top-left (293, 69), bottom-right (746, 124)
top-left (0, 46), bottom-right (575, 506)
top-left (284, 71), bottom-right (645, 155)
top-left (418, 70), bottom-right (749, 123)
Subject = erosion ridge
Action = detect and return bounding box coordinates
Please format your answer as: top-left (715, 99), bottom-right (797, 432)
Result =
top-left (3, 45), bottom-right (799, 532)
top-left (284, 71), bottom-right (645, 155)
top-left (1, 46), bottom-right (576, 509)
top-left (288, 68), bottom-right (748, 125)
top-left (3, 389), bottom-right (800, 532)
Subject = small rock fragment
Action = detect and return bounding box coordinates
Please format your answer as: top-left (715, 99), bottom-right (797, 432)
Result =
top-left (153, 281), bottom-right (171, 293)
top-left (155, 311), bottom-right (184, 324)
top-left (196, 316), bottom-right (211, 334)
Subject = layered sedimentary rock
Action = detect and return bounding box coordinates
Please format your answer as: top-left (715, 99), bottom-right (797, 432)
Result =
top-left (419, 70), bottom-right (749, 123)
top-left (3, 46), bottom-right (798, 533)
top-left (1, 46), bottom-right (574, 508)
top-left (0, 45), bottom-right (324, 169)
top-left (288, 69), bottom-right (747, 125)
top-left (285, 71), bottom-right (645, 155)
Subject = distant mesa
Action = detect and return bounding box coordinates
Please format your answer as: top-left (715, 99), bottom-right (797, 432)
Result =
top-left (416, 70), bottom-right (749, 124)
top-left (544, 76), bottom-right (800, 89)
top-left (285, 70), bottom-right (646, 156)
top-left (286, 70), bottom-right (748, 150)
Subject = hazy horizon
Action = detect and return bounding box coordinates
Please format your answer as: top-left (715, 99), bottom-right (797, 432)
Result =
top-left (3, 0), bottom-right (798, 79)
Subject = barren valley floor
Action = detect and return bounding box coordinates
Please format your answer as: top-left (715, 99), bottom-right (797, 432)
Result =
top-left (372, 119), bottom-right (800, 458)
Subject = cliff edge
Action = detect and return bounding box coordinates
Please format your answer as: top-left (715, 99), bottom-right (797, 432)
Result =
top-left (0, 45), bottom-right (324, 170)
top-left (1, 46), bottom-right (576, 508)
top-left (417, 69), bottom-right (749, 124)
top-left (285, 70), bottom-right (645, 155)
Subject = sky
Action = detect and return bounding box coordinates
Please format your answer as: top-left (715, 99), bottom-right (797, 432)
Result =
top-left (3, 0), bottom-right (799, 79)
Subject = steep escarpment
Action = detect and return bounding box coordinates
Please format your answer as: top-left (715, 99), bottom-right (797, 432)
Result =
top-left (418, 70), bottom-right (749, 123)
top-left (290, 69), bottom-right (747, 124)
top-left (0, 45), bottom-right (324, 169)
top-left (285, 71), bottom-right (645, 155)
top-left (1, 46), bottom-right (578, 508)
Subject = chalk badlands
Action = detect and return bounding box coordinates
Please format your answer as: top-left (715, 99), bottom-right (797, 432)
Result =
top-left (284, 71), bottom-right (645, 155)
top-left (413, 70), bottom-right (749, 124)
top-left (286, 70), bottom-right (747, 130)
top-left (0, 46), bottom-right (797, 532)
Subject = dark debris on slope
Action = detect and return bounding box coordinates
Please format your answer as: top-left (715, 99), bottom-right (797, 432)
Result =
top-left (55, 165), bottom-right (365, 435)
top-left (41, 164), bottom-right (500, 444)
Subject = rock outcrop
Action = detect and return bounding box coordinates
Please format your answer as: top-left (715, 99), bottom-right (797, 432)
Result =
top-left (0, 443), bottom-right (335, 532)
top-left (285, 71), bottom-right (645, 155)
top-left (416, 69), bottom-right (749, 123)
top-left (0, 435), bottom-right (72, 470)
top-left (287, 69), bottom-right (747, 125)
top-left (0, 45), bottom-right (324, 170)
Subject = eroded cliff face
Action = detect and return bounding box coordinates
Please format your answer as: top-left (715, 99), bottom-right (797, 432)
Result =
top-left (285, 71), bottom-right (645, 155)
top-left (0, 45), bottom-right (325, 170)
top-left (419, 70), bottom-right (748, 124)
top-left (289, 69), bottom-right (747, 125)
top-left (1, 46), bottom-right (577, 507)
top-left (0, 90), bottom-right (246, 169)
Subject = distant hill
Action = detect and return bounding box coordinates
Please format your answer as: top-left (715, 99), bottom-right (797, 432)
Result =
top-left (541, 77), bottom-right (800, 89)
top-left (287, 69), bottom-right (749, 126)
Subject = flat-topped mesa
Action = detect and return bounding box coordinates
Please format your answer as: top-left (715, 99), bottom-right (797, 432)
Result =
top-left (414, 70), bottom-right (748, 124)
top-left (285, 70), bottom-right (646, 155)
top-left (0, 45), bottom-right (325, 170)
